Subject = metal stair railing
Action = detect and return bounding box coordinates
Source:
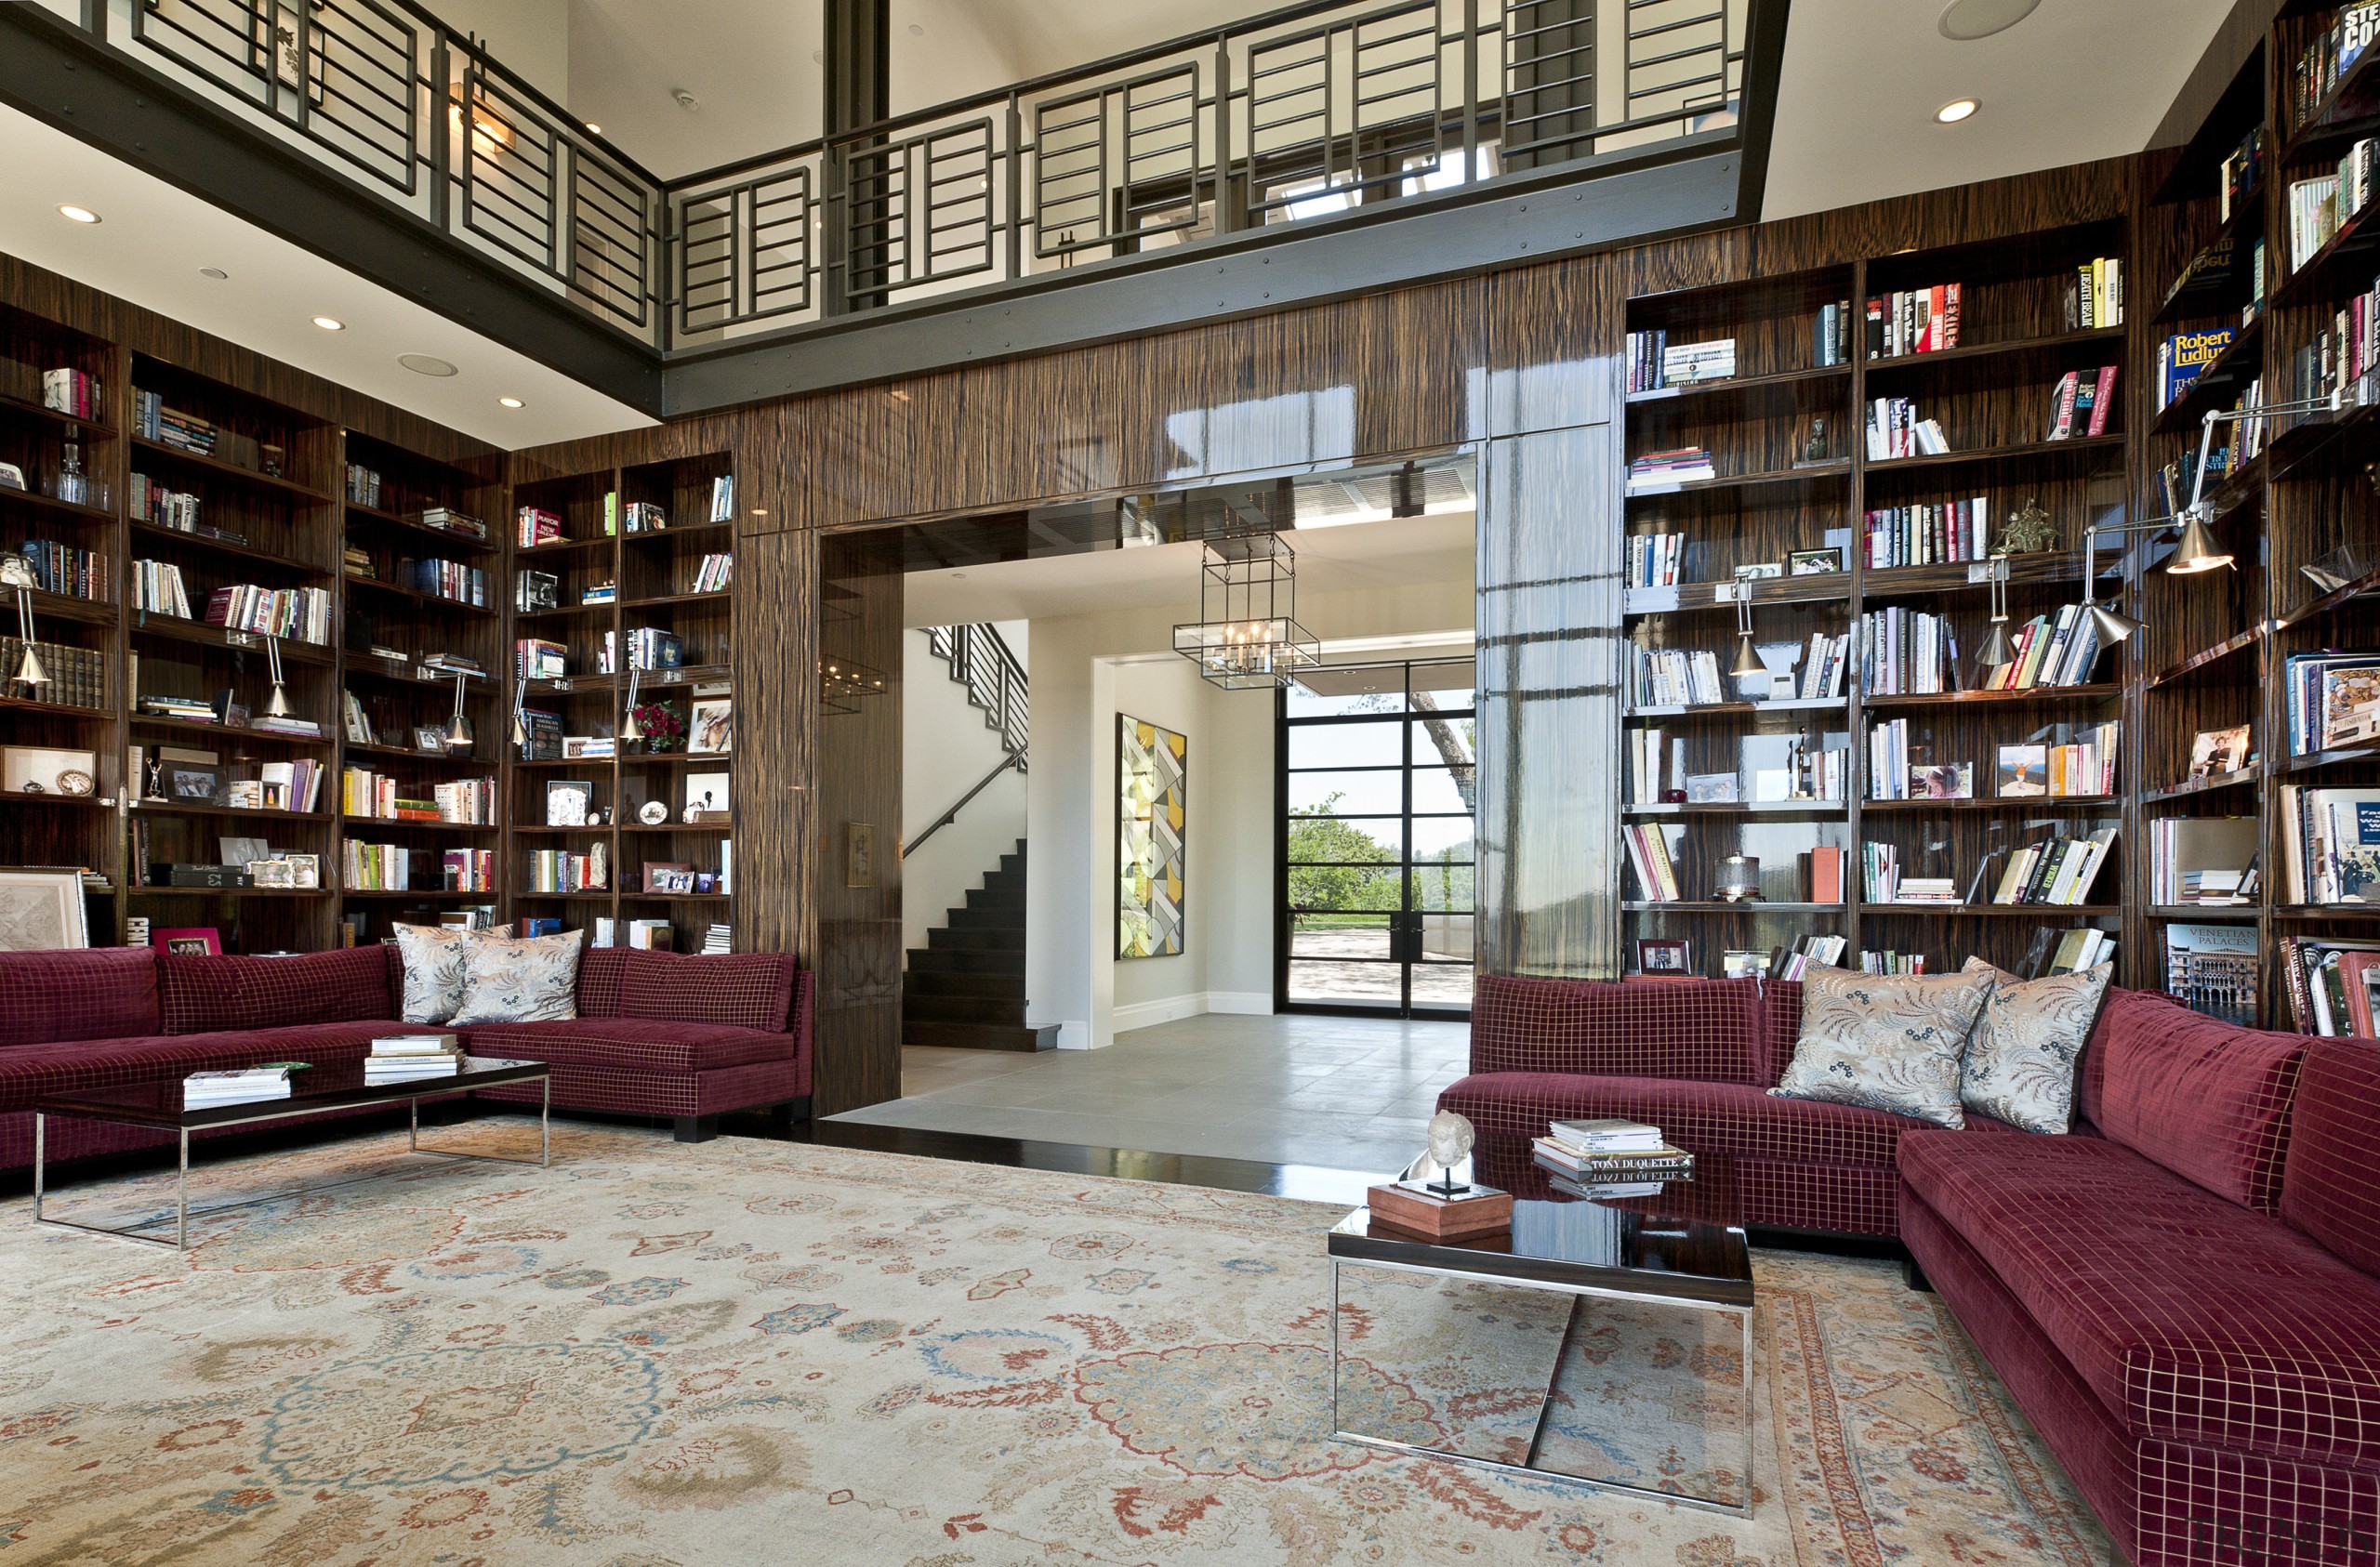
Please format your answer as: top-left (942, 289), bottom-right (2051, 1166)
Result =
top-left (926, 623), bottom-right (1028, 761)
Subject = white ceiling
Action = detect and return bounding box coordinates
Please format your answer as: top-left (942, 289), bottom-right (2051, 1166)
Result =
top-left (0, 105), bottom-right (655, 451)
top-left (903, 509), bottom-right (1476, 627)
top-left (1760, 0), bottom-right (2232, 220)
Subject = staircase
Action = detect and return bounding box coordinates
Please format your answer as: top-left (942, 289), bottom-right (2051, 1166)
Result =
top-left (903, 838), bottom-right (1058, 1051)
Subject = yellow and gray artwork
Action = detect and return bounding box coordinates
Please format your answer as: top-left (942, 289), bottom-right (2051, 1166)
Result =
top-left (1117, 714), bottom-right (1186, 958)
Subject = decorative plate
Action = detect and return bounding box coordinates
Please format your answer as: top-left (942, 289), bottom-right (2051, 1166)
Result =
top-left (639, 799), bottom-right (668, 824)
top-left (54, 770), bottom-right (92, 796)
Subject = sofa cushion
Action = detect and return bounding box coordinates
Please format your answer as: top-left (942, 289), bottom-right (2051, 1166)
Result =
top-left (1770, 966), bottom-right (1990, 1128)
top-left (1958, 956), bottom-right (2111, 1135)
top-left (575, 948), bottom-right (630, 1018)
top-left (1899, 1127), bottom-right (2380, 1472)
top-left (393, 923), bottom-right (515, 1024)
top-left (1468, 973), bottom-right (1764, 1085)
top-left (458, 1019), bottom-right (797, 1075)
top-left (2281, 1038), bottom-right (2380, 1277)
top-left (2083, 989), bottom-right (2305, 1212)
top-left (159, 948), bottom-right (399, 1034)
top-left (1444, 1071), bottom-right (1934, 1172)
top-left (0, 947), bottom-right (159, 1047)
top-left (449, 930), bottom-right (583, 1025)
top-left (616, 951), bottom-right (796, 1032)
top-left (0, 1021), bottom-right (404, 1112)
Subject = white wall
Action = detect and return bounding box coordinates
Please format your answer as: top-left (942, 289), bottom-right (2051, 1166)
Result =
top-left (1026, 576), bottom-right (1471, 1048)
top-left (901, 623), bottom-right (1028, 956)
top-left (442, 0), bottom-right (571, 101)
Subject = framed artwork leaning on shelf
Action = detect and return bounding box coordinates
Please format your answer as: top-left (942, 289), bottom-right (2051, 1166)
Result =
top-left (689, 698), bottom-right (733, 754)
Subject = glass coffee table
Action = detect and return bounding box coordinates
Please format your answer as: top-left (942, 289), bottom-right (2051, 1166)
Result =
top-left (34, 1056), bottom-right (552, 1249)
top-left (1326, 1139), bottom-right (1753, 1514)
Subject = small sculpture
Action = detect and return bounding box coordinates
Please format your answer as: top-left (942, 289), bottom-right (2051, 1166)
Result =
top-left (1802, 415), bottom-right (1829, 465)
top-left (1400, 1111), bottom-right (1478, 1197)
top-left (1993, 497), bottom-right (2057, 555)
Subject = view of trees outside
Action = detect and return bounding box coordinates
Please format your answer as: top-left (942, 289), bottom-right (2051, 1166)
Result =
top-left (1285, 687), bottom-right (1475, 930)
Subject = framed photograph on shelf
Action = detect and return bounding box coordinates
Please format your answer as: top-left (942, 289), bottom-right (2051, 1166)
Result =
top-left (168, 764), bottom-right (220, 802)
top-left (247, 859), bottom-right (298, 889)
top-left (1996, 744), bottom-right (2048, 797)
top-left (2187, 724), bottom-right (2253, 781)
top-left (413, 725), bottom-right (447, 753)
top-left (1912, 762), bottom-right (1975, 800)
top-left (683, 769), bottom-right (730, 823)
top-left (1788, 547), bottom-right (1843, 574)
top-left (151, 927), bottom-right (221, 956)
top-left (642, 862), bottom-right (694, 894)
top-left (547, 781), bottom-right (595, 826)
top-left (1683, 772), bottom-right (1739, 804)
top-left (1634, 938), bottom-right (1692, 976)
top-left (689, 698), bottom-right (734, 754)
top-left (284, 853), bottom-right (321, 889)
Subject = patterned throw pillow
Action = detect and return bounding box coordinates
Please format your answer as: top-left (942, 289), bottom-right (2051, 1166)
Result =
top-left (393, 924), bottom-right (515, 1024)
top-left (1768, 966), bottom-right (1992, 1127)
top-left (449, 929), bottom-right (585, 1025)
top-left (1958, 956), bottom-right (2111, 1134)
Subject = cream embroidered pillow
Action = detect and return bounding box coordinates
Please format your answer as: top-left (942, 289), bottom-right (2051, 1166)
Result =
top-left (393, 923), bottom-right (515, 1024)
top-left (1769, 966), bottom-right (1992, 1128)
top-left (449, 929), bottom-right (585, 1025)
top-left (1958, 955), bottom-right (2111, 1134)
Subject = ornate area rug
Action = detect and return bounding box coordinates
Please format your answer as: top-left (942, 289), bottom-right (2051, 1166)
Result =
top-left (0, 1125), bottom-right (2114, 1565)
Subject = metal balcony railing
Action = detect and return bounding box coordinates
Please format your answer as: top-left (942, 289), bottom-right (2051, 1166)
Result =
top-left (55, 0), bottom-right (1747, 353)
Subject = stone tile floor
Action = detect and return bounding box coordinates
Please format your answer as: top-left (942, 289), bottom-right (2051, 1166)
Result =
top-left (827, 1012), bottom-right (1471, 1176)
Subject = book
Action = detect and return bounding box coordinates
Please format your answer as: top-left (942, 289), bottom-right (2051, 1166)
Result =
top-left (1545, 1117), bottom-right (1666, 1152)
top-left (2164, 924), bottom-right (2260, 1027)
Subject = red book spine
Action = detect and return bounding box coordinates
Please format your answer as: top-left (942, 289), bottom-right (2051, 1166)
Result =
top-left (2086, 365), bottom-right (2118, 437)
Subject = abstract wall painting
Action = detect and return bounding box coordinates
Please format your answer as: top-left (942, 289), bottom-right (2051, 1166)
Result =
top-left (1117, 714), bottom-right (1185, 959)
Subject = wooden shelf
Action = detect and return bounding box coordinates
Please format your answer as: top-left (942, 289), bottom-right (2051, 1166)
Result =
top-left (0, 389), bottom-right (114, 441)
top-left (341, 888), bottom-right (497, 899)
top-left (2142, 766), bottom-right (2261, 804)
top-left (621, 822), bottom-right (734, 835)
top-left (514, 601), bottom-right (615, 620)
top-left (128, 614), bottom-right (336, 664)
top-left (2146, 903), bottom-right (2258, 918)
top-left (622, 520), bottom-right (734, 544)
top-left (2146, 625), bottom-right (2269, 689)
top-left (130, 517), bottom-right (331, 576)
top-left (344, 573), bottom-right (496, 618)
top-left (1625, 697), bottom-right (1846, 719)
top-left (22, 589), bottom-right (117, 626)
top-left (0, 693), bottom-right (112, 719)
top-left (1625, 461), bottom-right (1850, 502)
top-left (129, 436), bottom-right (335, 503)
top-left (0, 789), bottom-right (112, 809)
top-left (517, 536), bottom-right (616, 559)
top-left (515, 889), bottom-right (616, 901)
top-left (1622, 901), bottom-right (1844, 913)
top-left (622, 890), bottom-right (732, 902)
top-left (1862, 325), bottom-right (2126, 373)
top-left (342, 740), bottom-right (497, 766)
top-left (131, 799), bottom-right (329, 822)
top-left (2277, 746), bottom-right (2380, 775)
top-left (1624, 364), bottom-right (1852, 406)
top-left (2151, 204), bottom-right (2264, 326)
top-left (345, 501), bottom-right (496, 553)
top-left (130, 886), bottom-right (334, 900)
top-left (512, 824), bottom-right (617, 836)
top-left (2271, 904), bottom-right (2380, 917)
top-left (130, 715), bottom-right (333, 749)
top-left (1863, 683), bottom-right (2119, 709)
top-left (0, 486), bottom-right (116, 527)
top-left (2279, 41), bottom-right (2380, 164)
top-left (1622, 801), bottom-right (1845, 816)
top-left (1860, 902), bottom-right (2120, 917)
top-left (2270, 200), bottom-right (2380, 311)
top-left (1862, 796), bottom-right (2119, 811)
top-left (1624, 576), bottom-right (1849, 615)
top-left (619, 750), bottom-right (734, 767)
top-left (1865, 434), bottom-right (2125, 477)
top-left (621, 591), bottom-right (730, 611)
top-left (340, 815), bottom-right (501, 833)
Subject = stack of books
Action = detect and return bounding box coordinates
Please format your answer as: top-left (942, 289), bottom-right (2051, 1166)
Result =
top-left (2045, 367), bottom-right (2119, 440)
top-left (1627, 645), bottom-right (1729, 707)
top-left (43, 367), bottom-right (102, 419)
top-left (1659, 338), bottom-right (1736, 386)
top-left (517, 507), bottom-right (566, 547)
top-left (702, 923), bottom-right (733, 954)
top-left (1626, 447), bottom-right (1716, 491)
top-left (1532, 1118), bottom-right (1695, 1197)
top-left (1865, 397), bottom-right (1950, 458)
top-left (183, 1066), bottom-right (294, 1106)
top-left (135, 390), bottom-right (217, 454)
top-left (365, 1034), bottom-right (462, 1085)
top-left (707, 474), bottom-right (734, 521)
top-left (139, 692), bottom-right (218, 722)
top-left (419, 507), bottom-right (487, 541)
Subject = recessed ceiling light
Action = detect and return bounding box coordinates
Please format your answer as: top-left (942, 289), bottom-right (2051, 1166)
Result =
top-left (951, 571), bottom-right (967, 579)
top-left (57, 205), bottom-right (99, 225)
top-left (1938, 0), bottom-right (2041, 41)
top-left (199, 268), bottom-right (228, 280)
top-left (498, 396), bottom-right (525, 409)
top-left (399, 353), bottom-right (458, 377)
top-left (313, 316), bottom-right (346, 331)
top-left (908, 21), bottom-right (924, 33)
top-left (1936, 99), bottom-right (1980, 124)
top-left (584, 122), bottom-right (602, 134)
top-left (673, 89), bottom-right (699, 111)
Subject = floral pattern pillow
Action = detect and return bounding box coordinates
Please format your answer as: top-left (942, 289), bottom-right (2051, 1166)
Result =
top-left (1958, 955), bottom-right (2111, 1134)
top-left (449, 929), bottom-right (585, 1026)
top-left (1768, 966), bottom-right (1992, 1128)
top-left (393, 923), bottom-right (514, 1024)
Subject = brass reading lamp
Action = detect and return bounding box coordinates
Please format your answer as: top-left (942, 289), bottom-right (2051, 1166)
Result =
top-left (443, 669), bottom-right (474, 749)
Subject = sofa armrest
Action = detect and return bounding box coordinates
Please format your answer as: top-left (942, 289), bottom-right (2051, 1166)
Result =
top-left (1469, 973), bottom-right (1765, 1085)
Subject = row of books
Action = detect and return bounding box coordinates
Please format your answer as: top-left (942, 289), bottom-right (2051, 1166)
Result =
top-left (2275, 784), bottom-right (2380, 904)
top-left (518, 506), bottom-right (566, 547)
top-left (397, 559), bottom-right (489, 609)
top-left (443, 849), bottom-right (497, 892)
top-left (623, 501), bottom-right (668, 533)
top-left (1862, 498), bottom-right (1993, 567)
top-left (340, 770), bottom-right (497, 823)
top-left (2221, 126), bottom-right (2264, 223)
top-left (345, 463), bottom-right (383, 507)
top-left (17, 539), bottom-right (110, 602)
top-left (128, 474), bottom-right (203, 531)
top-left (624, 627), bottom-right (683, 670)
top-left (134, 389), bottom-right (215, 455)
top-left (2289, 4), bottom-right (2380, 135)
top-left (1626, 532), bottom-right (1686, 588)
top-left (1858, 607), bottom-right (1961, 695)
top-left (2283, 935), bottom-right (2380, 1036)
top-left (1627, 645), bottom-right (1731, 708)
top-left (1867, 285), bottom-right (1960, 359)
top-left (1623, 332), bottom-right (1721, 394)
top-left (253, 757), bottom-right (326, 812)
top-left (1982, 605), bottom-right (2109, 691)
top-left (418, 507), bottom-right (487, 541)
top-left (342, 841), bottom-right (448, 892)
top-left (2045, 367), bottom-right (2119, 440)
top-left (133, 560), bottom-right (193, 618)
top-left (1989, 830), bottom-right (2117, 906)
top-left (2035, 926), bottom-right (2117, 978)
top-left (517, 639), bottom-right (567, 680)
top-left (1861, 841), bottom-right (1955, 904)
top-left (688, 553), bottom-right (733, 594)
top-left (41, 368), bottom-right (101, 422)
top-left (1773, 933), bottom-right (1848, 980)
top-left (2066, 257), bottom-right (2126, 331)
top-left (527, 845), bottom-right (609, 893)
top-left (1864, 397), bottom-right (1950, 459)
top-left (2291, 279), bottom-right (2380, 411)
top-left (1790, 629), bottom-right (1852, 700)
top-left (2282, 652), bottom-right (2380, 755)
top-left (1621, 823), bottom-right (1685, 902)
top-left (1625, 447), bottom-right (1714, 490)
top-left (1813, 299), bottom-right (1854, 367)
top-left (2147, 817), bottom-right (2257, 908)
top-left (1864, 719), bottom-right (2118, 801)
top-left (206, 584), bottom-right (333, 645)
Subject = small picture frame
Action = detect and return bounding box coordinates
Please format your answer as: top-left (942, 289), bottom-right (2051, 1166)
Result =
top-left (562, 736), bottom-right (597, 759)
top-left (689, 698), bottom-right (734, 755)
top-left (547, 780), bottom-right (595, 827)
top-left (694, 872), bottom-right (717, 894)
top-left (169, 766), bottom-right (220, 802)
top-left (1635, 938), bottom-right (1692, 975)
top-left (1789, 547), bottom-right (1844, 575)
top-left (846, 821), bottom-right (875, 888)
top-left (247, 858), bottom-right (298, 889)
top-left (152, 927), bottom-right (222, 956)
top-left (1996, 744), bottom-right (2048, 797)
top-left (0, 462), bottom-right (24, 492)
top-left (284, 853), bottom-right (321, 889)
top-left (643, 861), bottom-right (694, 894)
top-left (1731, 562), bottom-right (1783, 580)
top-left (1684, 772), bottom-right (1739, 804)
top-left (1912, 762), bottom-right (1975, 800)
top-left (2187, 724), bottom-right (2252, 781)
top-left (414, 725), bottom-right (447, 753)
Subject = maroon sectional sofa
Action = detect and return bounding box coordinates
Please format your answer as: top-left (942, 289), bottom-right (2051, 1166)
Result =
top-left (0, 942), bottom-right (812, 1169)
top-left (1440, 973), bottom-right (2380, 1567)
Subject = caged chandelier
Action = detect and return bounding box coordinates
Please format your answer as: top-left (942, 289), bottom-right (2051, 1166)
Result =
top-left (1174, 532), bottom-right (1320, 690)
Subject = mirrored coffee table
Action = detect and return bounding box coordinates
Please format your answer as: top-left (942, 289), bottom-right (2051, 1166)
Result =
top-left (35, 1057), bottom-right (552, 1249)
top-left (1326, 1143), bottom-right (1753, 1514)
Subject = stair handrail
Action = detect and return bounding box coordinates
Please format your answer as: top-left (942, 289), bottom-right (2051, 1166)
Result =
top-left (906, 751), bottom-right (1027, 856)
top-left (926, 623), bottom-right (1027, 758)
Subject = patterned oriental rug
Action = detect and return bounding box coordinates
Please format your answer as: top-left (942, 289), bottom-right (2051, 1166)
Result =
top-left (0, 1126), bottom-right (2115, 1565)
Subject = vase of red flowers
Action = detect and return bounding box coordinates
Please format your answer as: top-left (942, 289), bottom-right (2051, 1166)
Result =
top-left (628, 700), bottom-right (686, 753)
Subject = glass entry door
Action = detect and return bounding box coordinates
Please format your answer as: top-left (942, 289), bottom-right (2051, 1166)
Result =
top-left (1279, 659), bottom-right (1475, 1018)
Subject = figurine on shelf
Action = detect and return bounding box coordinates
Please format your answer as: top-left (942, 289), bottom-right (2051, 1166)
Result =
top-left (1800, 415), bottom-right (1829, 466)
top-left (146, 757), bottom-right (165, 800)
top-left (1993, 496), bottom-right (2057, 555)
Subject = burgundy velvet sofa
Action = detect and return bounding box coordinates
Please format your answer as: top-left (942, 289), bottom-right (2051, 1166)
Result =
top-left (1440, 973), bottom-right (2380, 1567)
top-left (0, 942), bottom-right (813, 1169)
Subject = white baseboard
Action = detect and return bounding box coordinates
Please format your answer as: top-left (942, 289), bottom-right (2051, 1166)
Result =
top-left (1112, 991), bottom-right (1276, 1034)
top-left (1055, 1021), bottom-right (1092, 1051)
